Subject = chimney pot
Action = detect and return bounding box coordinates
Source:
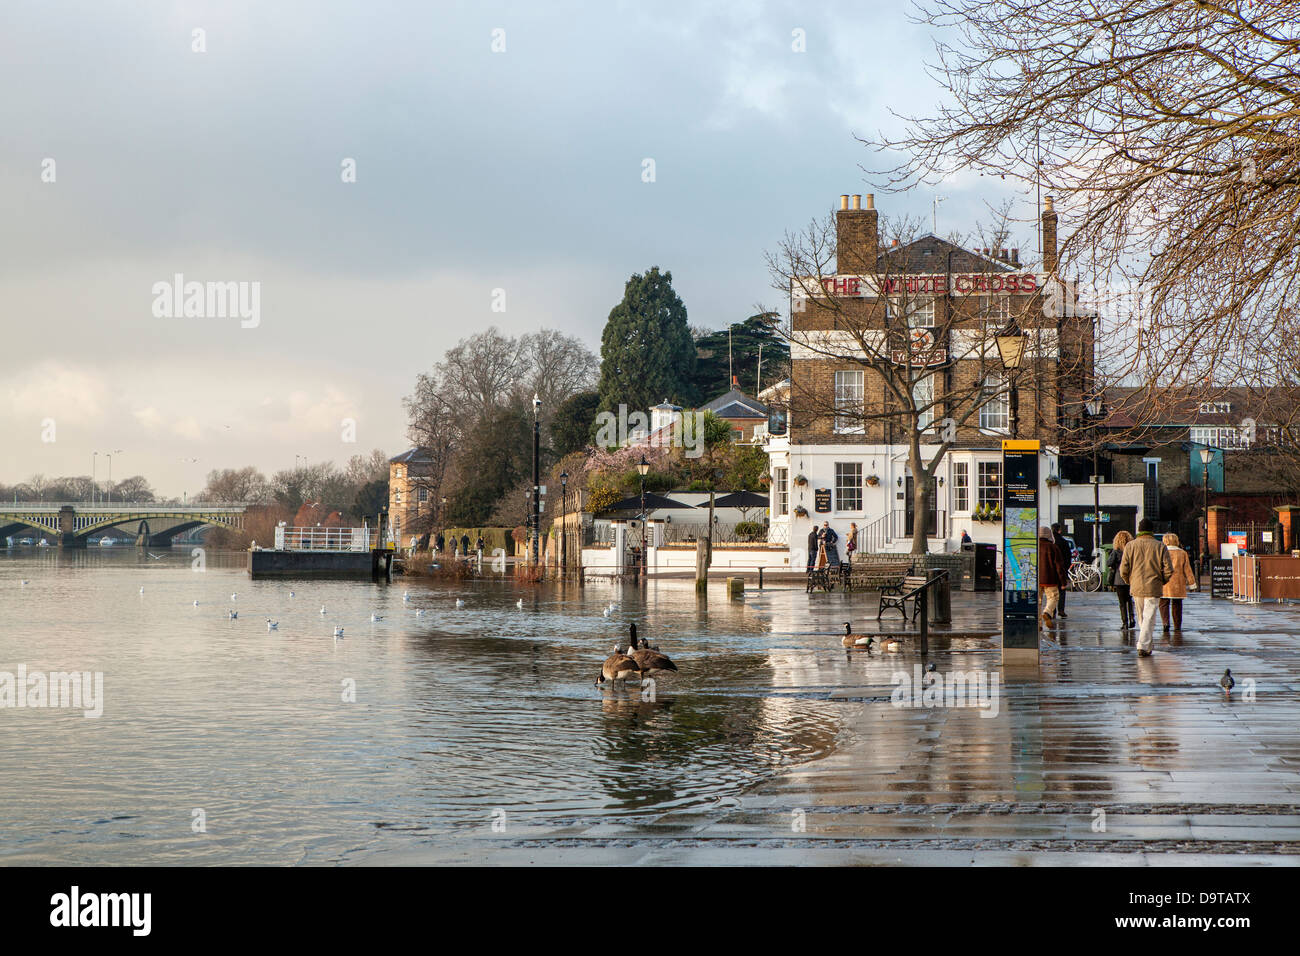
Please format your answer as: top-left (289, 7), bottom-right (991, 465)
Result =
top-left (1011, 247), bottom-right (1019, 262)
top-left (865, 193), bottom-right (875, 210)
top-left (732, 375), bottom-right (739, 387)
top-left (1001, 248), bottom-right (1008, 259)
top-left (1044, 195), bottom-right (1055, 212)
top-left (851, 194), bottom-right (861, 210)
top-left (892, 238), bottom-right (900, 247)
top-left (840, 195), bottom-right (849, 210)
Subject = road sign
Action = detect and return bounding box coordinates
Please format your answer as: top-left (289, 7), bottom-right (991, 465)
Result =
top-left (1081, 512), bottom-right (1111, 523)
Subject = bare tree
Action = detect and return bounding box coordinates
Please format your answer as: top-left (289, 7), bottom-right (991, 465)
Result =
top-left (518, 329), bottom-right (600, 424)
top-left (874, 0), bottom-right (1300, 419)
top-left (202, 467), bottom-right (269, 504)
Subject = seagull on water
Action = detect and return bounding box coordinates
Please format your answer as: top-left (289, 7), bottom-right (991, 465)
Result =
top-left (19, 580), bottom-right (29, 586)
top-left (267, 619), bottom-right (278, 630)
top-left (1220, 669), bottom-right (1235, 700)
top-left (231, 592), bottom-right (237, 601)
top-left (148, 552), bottom-right (163, 560)
top-left (333, 626), bottom-right (344, 639)
top-left (229, 610), bottom-right (238, 619)
top-left (320, 605), bottom-right (327, 615)
top-left (516, 599), bottom-right (524, 609)
top-left (139, 586), bottom-right (145, 595)
top-left (404, 591), bottom-right (411, 602)
top-left (415, 608), bottom-right (426, 616)
top-left (455, 599), bottom-right (465, 609)
top-left (289, 591), bottom-right (295, 598)
top-left (193, 600), bottom-right (200, 606)
top-left (371, 613), bottom-right (384, 622)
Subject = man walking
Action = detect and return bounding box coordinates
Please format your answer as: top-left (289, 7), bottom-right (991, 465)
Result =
top-left (1051, 523), bottom-right (1072, 617)
top-left (1119, 518), bottom-right (1174, 657)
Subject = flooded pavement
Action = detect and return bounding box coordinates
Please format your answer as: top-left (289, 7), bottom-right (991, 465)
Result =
top-left (3, 547), bottom-right (1297, 865)
top-left (358, 584), bottom-right (1300, 865)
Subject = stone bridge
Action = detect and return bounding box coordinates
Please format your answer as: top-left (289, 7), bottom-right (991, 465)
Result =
top-left (0, 502), bottom-right (246, 549)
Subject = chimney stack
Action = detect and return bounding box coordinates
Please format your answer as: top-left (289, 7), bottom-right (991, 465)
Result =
top-left (1010, 248), bottom-right (1020, 266)
top-left (1042, 195), bottom-right (1058, 272)
top-left (836, 191), bottom-right (878, 275)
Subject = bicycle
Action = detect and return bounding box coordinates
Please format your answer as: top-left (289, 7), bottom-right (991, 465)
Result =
top-left (1067, 558), bottom-right (1102, 592)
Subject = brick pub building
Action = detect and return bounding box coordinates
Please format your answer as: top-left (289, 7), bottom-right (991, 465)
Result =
top-left (765, 193), bottom-right (1140, 562)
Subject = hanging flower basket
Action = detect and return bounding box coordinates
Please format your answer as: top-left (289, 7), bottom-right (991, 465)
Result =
top-left (759, 474), bottom-right (772, 486)
top-left (793, 474), bottom-right (808, 487)
top-left (793, 505), bottom-right (809, 517)
top-left (865, 474), bottom-right (880, 487)
top-left (1046, 476), bottom-right (1061, 488)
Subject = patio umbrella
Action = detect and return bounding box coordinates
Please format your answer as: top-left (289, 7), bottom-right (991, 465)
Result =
top-left (710, 490), bottom-right (770, 509)
top-left (599, 492), bottom-right (697, 515)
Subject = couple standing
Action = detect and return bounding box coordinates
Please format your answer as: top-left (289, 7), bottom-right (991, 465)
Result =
top-left (806, 521), bottom-right (840, 570)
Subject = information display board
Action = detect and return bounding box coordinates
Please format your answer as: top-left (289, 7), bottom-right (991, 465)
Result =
top-left (1002, 440), bottom-right (1041, 657)
top-left (1210, 559), bottom-right (1233, 599)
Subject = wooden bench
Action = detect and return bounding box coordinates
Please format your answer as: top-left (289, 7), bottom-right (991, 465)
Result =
top-left (878, 570), bottom-right (928, 620)
top-left (806, 564), bottom-right (840, 592)
top-left (842, 559), bottom-right (911, 593)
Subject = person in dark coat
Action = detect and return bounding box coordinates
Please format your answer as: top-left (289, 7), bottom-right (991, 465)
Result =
top-left (460, 533), bottom-right (471, 557)
top-left (1051, 523), bottom-right (1072, 617)
top-left (806, 527), bottom-right (819, 571)
top-left (435, 532), bottom-right (445, 554)
top-left (820, 522), bottom-right (840, 568)
top-left (1039, 525), bottom-right (1068, 628)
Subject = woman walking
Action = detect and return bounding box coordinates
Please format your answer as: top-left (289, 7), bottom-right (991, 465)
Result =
top-left (846, 522), bottom-right (858, 560)
top-left (1159, 533), bottom-right (1198, 631)
top-left (1038, 525), bottom-right (1068, 629)
top-left (1108, 530), bottom-right (1136, 630)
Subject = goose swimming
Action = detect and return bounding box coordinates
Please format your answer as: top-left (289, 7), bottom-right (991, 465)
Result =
top-left (842, 622), bottom-right (874, 650)
top-left (629, 636), bottom-right (677, 676)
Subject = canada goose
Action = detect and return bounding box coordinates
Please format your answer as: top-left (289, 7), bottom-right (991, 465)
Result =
top-left (456, 599), bottom-right (465, 609)
top-left (628, 623), bottom-right (659, 651)
top-left (629, 637), bottom-right (677, 676)
top-left (267, 619), bottom-right (278, 630)
top-left (333, 626), bottom-right (344, 639)
top-left (597, 645), bottom-right (642, 685)
top-left (841, 622), bottom-right (874, 650)
top-left (880, 635), bottom-right (902, 651)
top-left (228, 610), bottom-right (238, 619)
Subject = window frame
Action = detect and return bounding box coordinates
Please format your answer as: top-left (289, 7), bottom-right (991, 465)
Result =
top-left (977, 461), bottom-right (1001, 508)
top-left (978, 374), bottom-right (1010, 433)
top-left (834, 369), bottom-right (866, 434)
top-left (835, 462), bottom-right (863, 513)
top-left (954, 461), bottom-right (970, 513)
top-left (774, 467), bottom-right (790, 516)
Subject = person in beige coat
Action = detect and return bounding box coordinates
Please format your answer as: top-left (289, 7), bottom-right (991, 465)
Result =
top-left (1159, 533), bottom-right (1198, 631)
top-left (1118, 518), bottom-right (1174, 656)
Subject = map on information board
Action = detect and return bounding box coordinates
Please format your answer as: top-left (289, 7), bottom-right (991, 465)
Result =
top-left (1003, 506), bottom-right (1038, 591)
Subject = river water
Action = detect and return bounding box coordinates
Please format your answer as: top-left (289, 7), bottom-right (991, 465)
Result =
top-left (0, 549), bottom-right (848, 864)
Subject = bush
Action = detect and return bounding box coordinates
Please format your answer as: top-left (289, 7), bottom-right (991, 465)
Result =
top-left (735, 521), bottom-right (765, 541)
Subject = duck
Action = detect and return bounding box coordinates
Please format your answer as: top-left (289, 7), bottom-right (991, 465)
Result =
top-left (333, 626), bottom-right (345, 639)
top-left (1220, 668), bottom-right (1235, 699)
top-left (597, 645), bottom-right (642, 685)
top-left (629, 636), bottom-right (677, 676)
top-left (841, 622), bottom-right (874, 650)
top-left (266, 619), bottom-right (278, 630)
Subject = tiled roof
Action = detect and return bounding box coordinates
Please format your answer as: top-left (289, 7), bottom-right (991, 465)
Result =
top-left (389, 447), bottom-right (433, 464)
top-left (701, 388), bottom-right (768, 419)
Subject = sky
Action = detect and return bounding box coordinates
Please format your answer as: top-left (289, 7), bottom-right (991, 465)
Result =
top-left (0, 0), bottom-right (1032, 499)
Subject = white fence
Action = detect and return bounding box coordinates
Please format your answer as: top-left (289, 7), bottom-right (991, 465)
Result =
top-left (273, 525), bottom-right (371, 552)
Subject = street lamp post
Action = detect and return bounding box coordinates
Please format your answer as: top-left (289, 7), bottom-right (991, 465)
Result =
top-left (636, 456), bottom-right (650, 579)
top-left (1200, 447), bottom-right (1214, 575)
top-left (1085, 397), bottom-right (1105, 562)
top-left (531, 394), bottom-right (541, 568)
top-left (559, 470), bottom-right (569, 576)
top-left (995, 329), bottom-right (1026, 439)
top-left (106, 450), bottom-right (122, 504)
top-left (91, 452), bottom-right (98, 506)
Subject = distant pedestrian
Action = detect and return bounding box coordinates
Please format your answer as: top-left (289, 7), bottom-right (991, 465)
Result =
top-left (1108, 530), bottom-right (1136, 630)
top-left (435, 532), bottom-right (445, 554)
top-left (1119, 518), bottom-right (1174, 657)
top-left (1159, 533), bottom-right (1198, 631)
top-left (460, 533), bottom-right (470, 558)
top-left (961, 529), bottom-right (972, 546)
top-left (1051, 523), bottom-right (1072, 617)
top-left (1038, 525), bottom-right (1067, 629)
top-left (476, 535), bottom-right (485, 562)
top-left (847, 522), bottom-right (858, 560)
